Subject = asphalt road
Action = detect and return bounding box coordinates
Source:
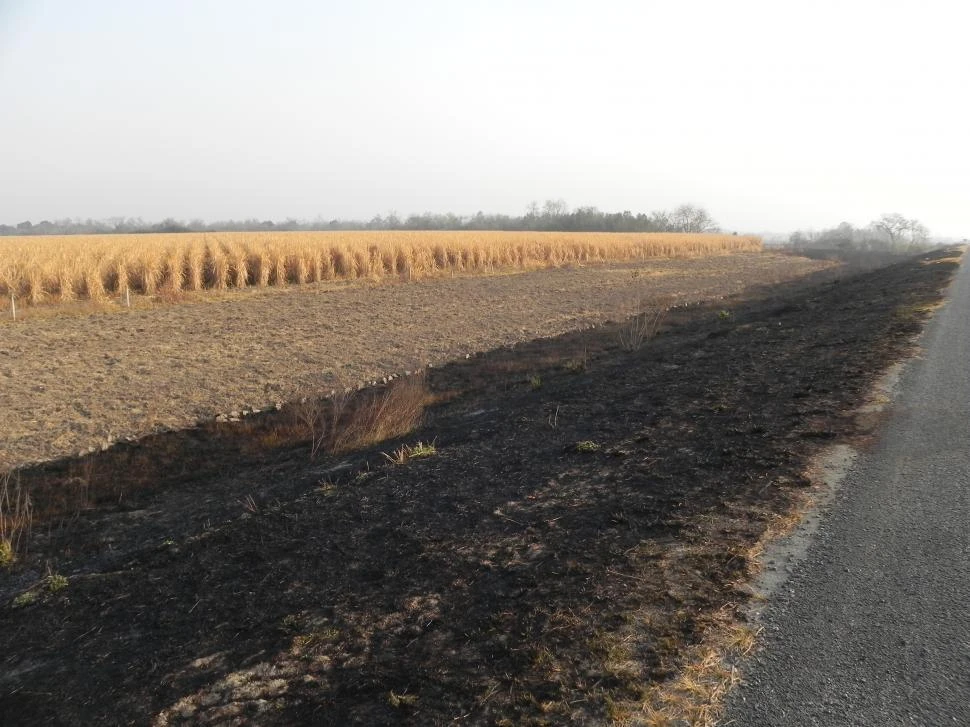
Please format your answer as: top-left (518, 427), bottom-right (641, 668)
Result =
top-left (722, 255), bottom-right (970, 727)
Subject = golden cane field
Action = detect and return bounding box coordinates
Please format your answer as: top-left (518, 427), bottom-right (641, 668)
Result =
top-left (0, 230), bottom-right (761, 306)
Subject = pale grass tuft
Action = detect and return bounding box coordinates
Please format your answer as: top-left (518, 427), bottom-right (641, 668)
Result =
top-left (384, 440), bottom-right (437, 465)
top-left (387, 690), bottom-right (418, 708)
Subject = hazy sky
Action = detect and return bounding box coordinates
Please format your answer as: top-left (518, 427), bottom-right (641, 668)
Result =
top-left (1, 0), bottom-right (966, 236)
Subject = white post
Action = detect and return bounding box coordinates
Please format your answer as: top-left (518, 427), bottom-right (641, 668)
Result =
top-left (125, 286), bottom-right (131, 308)
top-left (10, 294), bottom-right (15, 320)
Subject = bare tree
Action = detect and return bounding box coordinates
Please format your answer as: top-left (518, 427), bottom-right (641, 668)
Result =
top-left (649, 210), bottom-right (672, 231)
top-left (907, 219), bottom-right (929, 247)
top-left (670, 204), bottom-right (718, 233)
top-left (872, 213), bottom-right (929, 249)
top-left (542, 199), bottom-right (569, 218)
top-left (872, 213), bottom-right (910, 248)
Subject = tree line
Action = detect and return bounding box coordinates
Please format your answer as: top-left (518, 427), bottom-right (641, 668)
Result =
top-left (0, 202), bottom-right (720, 236)
top-left (790, 213), bottom-right (931, 251)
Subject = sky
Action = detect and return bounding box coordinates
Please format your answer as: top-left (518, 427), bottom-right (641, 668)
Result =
top-left (0, 0), bottom-right (967, 237)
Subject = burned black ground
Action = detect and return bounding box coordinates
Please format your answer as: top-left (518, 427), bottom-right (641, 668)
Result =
top-left (0, 249), bottom-right (960, 725)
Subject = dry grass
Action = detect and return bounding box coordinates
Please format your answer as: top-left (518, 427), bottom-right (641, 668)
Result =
top-left (289, 375), bottom-right (434, 459)
top-left (330, 376), bottom-right (432, 455)
top-left (0, 231), bottom-right (761, 308)
top-left (621, 503), bottom-right (811, 725)
top-left (0, 472), bottom-right (32, 566)
top-left (618, 298), bottom-right (670, 351)
top-left (602, 606), bottom-right (757, 727)
top-left (893, 300), bottom-right (947, 323)
top-left (598, 503), bottom-right (808, 727)
top-left (383, 440), bottom-right (437, 465)
top-left (922, 246), bottom-right (966, 266)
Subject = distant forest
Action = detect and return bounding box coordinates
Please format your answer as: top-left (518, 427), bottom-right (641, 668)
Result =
top-left (0, 202), bottom-right (722, 236)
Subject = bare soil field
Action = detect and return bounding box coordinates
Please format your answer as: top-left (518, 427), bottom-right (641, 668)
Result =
top-left (0, 248), bottom-right (960, 725)
top-left (0, 252), bottom-right (827, 470)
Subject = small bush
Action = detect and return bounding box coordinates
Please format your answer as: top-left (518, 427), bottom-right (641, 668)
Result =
top-left (12, 590), bottom-right (37, 608)
top-left (46, 572), bottom-right (68, 593)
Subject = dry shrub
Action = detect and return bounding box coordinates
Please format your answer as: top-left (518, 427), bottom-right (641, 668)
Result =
top-left (25, 268), bottom-right (45, 304)
top-left (136, 255), bottom-right (162, 295)
top-left (185, 242), bottom-right (205, 291)
top-left (204, 239), bottom-right (230, 290)
top-left (0, 472), bottom-right (33, 566)
top-left (292, 375), bottom-right (431, 459)
top-left (291, 388), bottom-right (349, 460)
top-left (82, 259), bottom-right (108, 301)
top-left (253, 248), bottom-right (272, 287)
top-left (288, 253), bottom-right (308, 284)
top-left (352, 248), bottom-right (370, 279)
top-left (307, 248), bottom-right (322, 283)
top-left (268, 250), bottom-right (285, 286)
top-left (331, 375), bottom-right (429, 454)
top-left (55, 264), bottom-right (78, 302)
top-left (319, 249), bottom-right (335, 280)
top-left (108, 256), bottom-right (129, 296)
top-left (618, 298), bottom-right (669, 351)
top-left (227, 242), bottom-right (249, 288)
top-left (165, 250), bottom-right (185, 293)
top-left (332, 247), bottom-right (353, 277)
